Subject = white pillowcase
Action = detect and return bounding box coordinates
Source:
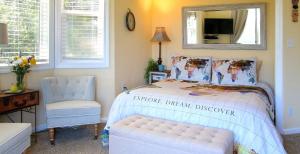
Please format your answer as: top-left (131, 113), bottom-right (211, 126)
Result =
top-left (211, 58), bottom-right (257, 86)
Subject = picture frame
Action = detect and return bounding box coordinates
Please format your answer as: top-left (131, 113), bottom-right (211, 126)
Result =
top-left (149, 72), bottom-right (168, 84)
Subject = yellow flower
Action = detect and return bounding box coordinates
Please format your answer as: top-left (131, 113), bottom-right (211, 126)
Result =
top-left (22, 58), bottom-right (28, 65)
top-left (19, 63), bottom-right (25, 68)
top-left (30, 57), bottom-right (37, 65)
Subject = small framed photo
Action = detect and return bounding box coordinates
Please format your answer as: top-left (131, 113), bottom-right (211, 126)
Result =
top-left (149, 72), bottom-right (168, 84)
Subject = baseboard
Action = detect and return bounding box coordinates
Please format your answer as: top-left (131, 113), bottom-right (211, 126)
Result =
top-left (282, 127), bottom-right (300, 135)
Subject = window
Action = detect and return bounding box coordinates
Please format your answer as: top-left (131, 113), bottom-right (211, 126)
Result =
top-left (55, 0), bottom-right (108, 68)
top-left (187, 13), bottom-right (198, 44)
top-left (0, 0), bottom-right (50, 67)
top-left (237, 8), bottom-right (261, 44)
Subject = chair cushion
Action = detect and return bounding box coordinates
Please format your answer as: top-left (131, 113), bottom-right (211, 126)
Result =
top-left (110, 115), bottom-right (233, 154)
top-left (0, 123), bottom-right (31, 154)
top-left (46, 100), bottom-right (101, 118)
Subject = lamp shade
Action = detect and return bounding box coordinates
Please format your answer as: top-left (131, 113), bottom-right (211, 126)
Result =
top-left (151, 27), bottom-right (171, 42)
top-left (0, 23), bottom-right (8, 45)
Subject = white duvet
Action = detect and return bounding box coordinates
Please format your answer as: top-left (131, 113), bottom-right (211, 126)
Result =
top-left (105, 81), bottom-right (286, 154)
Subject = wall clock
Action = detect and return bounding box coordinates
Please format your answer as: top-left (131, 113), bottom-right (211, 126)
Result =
top-left (292, 0), bottom-right (299, 22)
top-left (126, 9), bottom-right (136, 31)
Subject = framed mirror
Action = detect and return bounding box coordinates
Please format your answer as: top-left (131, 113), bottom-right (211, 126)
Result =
top-left (182, 3), bottom-right (266, 50)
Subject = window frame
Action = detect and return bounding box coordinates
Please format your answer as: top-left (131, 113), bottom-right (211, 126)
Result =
top-left (54, 0), bottom-right (109, 69)
top-left (0, 0), bottom-right (54, 73)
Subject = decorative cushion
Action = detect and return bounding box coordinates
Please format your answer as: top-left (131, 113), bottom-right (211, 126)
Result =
top-left (212, 58), bottom-right (257, 86)
top-left (110, 115), bottom-right (233, 154)
top-left (170, 56), bottom-right (211, 83)
top-left (0, 123), bottom-right (31, 154)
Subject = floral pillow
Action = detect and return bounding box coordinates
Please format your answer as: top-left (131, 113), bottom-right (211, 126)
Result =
top-left (212, 58), bottom-right (257, 86)
top-left (170, 56), bottom-right (211, 83)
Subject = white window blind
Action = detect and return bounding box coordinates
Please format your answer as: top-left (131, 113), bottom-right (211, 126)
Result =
top-left (0, 0), bottom-right (49, 66)
top-left (56, 0), bottom-right (106, 68)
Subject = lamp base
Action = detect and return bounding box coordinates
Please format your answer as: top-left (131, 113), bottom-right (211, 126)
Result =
top-left (157, 58), bottom-right (162, 65)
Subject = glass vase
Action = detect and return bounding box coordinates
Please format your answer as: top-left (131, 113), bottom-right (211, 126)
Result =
top-left (16, 73), bottom-right (25, 91)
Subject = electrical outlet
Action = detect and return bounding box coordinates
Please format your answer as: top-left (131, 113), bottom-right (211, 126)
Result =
top-left (288, 107), bottom-right (294, 117)
top-left (287, 39), bottom-right (295, 48)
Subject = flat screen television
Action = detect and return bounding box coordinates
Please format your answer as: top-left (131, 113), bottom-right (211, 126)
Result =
top-left (204, 18), bottom-right (234, 34)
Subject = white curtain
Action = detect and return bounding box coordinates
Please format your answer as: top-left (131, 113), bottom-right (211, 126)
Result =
top-left (231, 10), bottom-right (248, 43)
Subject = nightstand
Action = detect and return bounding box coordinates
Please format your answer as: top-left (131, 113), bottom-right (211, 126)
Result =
top-left (149, 70), bottom-right (171, 84)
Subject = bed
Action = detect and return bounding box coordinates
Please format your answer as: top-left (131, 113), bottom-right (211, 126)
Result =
top-left (104, 80), bottom-right (286, 154)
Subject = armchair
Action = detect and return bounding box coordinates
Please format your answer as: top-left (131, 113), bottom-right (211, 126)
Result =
top-left (41, 76), bottom-right (101, 145)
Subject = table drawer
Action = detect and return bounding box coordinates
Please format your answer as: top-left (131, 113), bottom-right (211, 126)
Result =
top-left (0, 92), bottom-right (39, 113)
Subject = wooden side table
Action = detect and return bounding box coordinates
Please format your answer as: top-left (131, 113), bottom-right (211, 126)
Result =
top-left (0, 89), bottom-right (39, 141)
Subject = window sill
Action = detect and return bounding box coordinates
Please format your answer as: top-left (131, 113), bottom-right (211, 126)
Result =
top-left (0, 63), bottom-right (54, 74)
top-left (55, 59), bottom-right (109, 69)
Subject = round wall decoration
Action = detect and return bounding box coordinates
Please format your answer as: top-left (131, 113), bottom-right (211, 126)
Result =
top-left (126, 9), bottom-right (136, 31)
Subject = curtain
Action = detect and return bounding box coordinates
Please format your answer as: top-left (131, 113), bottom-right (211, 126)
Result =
top-left (231, 10), bottom-right (248, 43)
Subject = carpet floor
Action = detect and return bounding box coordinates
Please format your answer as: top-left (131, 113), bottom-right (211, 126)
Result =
top-left (26, 125), bottom-right (299, 154)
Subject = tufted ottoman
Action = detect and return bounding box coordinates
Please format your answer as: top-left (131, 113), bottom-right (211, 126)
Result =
top-left (0, 123), bottom-right (32, 154)
top-left (109, 115), bottom-right (233, 154)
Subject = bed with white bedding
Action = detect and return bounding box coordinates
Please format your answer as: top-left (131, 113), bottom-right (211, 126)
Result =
top-left (104, 80), bottom-right (286, 154)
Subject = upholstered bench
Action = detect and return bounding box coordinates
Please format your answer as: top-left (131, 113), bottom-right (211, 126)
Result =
top-left (110, 115), bottom-right (233, 154)
top-left (0, 123), bottom-right (32, 154)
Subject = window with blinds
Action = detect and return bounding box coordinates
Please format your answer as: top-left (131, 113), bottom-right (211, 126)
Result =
top-left (0, 0), bottom-right (49, 65)
top-left (56, 0), bottom-right (106, 68)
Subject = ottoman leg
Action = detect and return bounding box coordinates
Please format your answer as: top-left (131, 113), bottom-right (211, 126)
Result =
top-left (49, 128), bottom-right (55, 145)
top-left (94, 124), bottom-right (99, 140)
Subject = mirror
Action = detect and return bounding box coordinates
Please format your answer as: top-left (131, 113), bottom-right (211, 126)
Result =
top-left (183, 3), bottom-right (266, 50)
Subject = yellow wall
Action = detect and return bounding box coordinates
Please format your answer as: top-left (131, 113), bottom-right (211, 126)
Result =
top-left (152, 0), bottom-right (275, 87)
top-left (282, 0), bottom-right (300, 129)
top-left (114, 0), bottom-right (153, 94)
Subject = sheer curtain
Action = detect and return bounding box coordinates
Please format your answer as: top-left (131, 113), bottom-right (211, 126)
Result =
top-left (231, 10), bottom-right (248, 43)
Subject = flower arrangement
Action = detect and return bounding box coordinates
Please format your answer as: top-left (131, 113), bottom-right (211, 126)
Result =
top-left (8, 55), bottom-right (36, 92)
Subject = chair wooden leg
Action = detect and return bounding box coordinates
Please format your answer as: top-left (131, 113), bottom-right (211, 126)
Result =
top-left (94, 124), bottom-right (99, 140)
top-left (49, 128), bottom-right (55, 145)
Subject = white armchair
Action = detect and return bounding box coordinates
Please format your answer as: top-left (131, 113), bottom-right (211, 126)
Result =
top-left (41, 76), bottom-right (101, 145)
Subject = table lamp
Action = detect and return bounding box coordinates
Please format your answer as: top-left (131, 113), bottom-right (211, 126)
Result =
top-left (151, 27), bottom-right (170, 65)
